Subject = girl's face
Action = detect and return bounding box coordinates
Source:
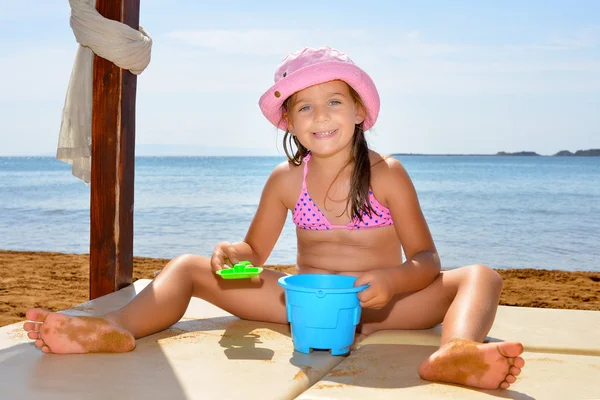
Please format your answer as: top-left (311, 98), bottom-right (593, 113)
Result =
top-left (286, 80), bottom-right (364, 157)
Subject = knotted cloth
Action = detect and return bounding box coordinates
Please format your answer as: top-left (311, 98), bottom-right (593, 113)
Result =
top-left (56, 0), bottom-right (152, 183)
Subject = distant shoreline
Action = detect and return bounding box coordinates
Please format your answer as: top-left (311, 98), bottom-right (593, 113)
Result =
top-left (2, 149), bottom-right (599, 158)
top-left (393, 149), bottom-right (600, 157)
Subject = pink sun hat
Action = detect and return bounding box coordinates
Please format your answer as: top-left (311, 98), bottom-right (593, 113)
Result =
top-left (259, 46), bottom-right (380, 132)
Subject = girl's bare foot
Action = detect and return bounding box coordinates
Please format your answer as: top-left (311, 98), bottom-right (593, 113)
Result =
top-left (23, 308), bottom-right (135, 354)
top-left (418, 338), bottom-right (525, 390)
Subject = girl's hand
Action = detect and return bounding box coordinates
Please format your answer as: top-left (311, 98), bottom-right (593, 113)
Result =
top-left (354, 269), bottom-right (396, 309)
top-left (210, 241), bottom-right (239, 272)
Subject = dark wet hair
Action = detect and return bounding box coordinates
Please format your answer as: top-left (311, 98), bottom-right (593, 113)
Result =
top-left (280, 84), bottom-right (375, 222)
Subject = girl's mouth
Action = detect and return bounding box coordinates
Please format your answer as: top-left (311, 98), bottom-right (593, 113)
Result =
top-left (312, 129), bottom-right (338, 139)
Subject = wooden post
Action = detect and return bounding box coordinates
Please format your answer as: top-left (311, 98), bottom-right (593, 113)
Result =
top-left (90, 0), bottom-right (140, 299)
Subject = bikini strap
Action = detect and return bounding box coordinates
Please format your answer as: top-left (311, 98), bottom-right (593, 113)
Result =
top-left (301, 153), bottom-right (311, 189)
top-left (303, 154), bottom-right (311, 178)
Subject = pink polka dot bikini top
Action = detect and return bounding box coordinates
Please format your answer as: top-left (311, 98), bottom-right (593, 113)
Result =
top-left (292, 154), bottom-right (395, 231)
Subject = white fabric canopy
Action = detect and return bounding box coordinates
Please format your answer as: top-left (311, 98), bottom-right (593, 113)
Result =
top-left (56, 0), bottom-right (152, 183)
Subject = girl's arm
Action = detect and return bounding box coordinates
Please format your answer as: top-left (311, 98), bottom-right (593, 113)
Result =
top-left (384, 157), bottom-right (441, 293)
top-left (229, 163), bottom-right (291, 266)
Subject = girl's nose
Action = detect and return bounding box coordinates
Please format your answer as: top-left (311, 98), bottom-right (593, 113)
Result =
top-left (314, 106), bottom-right (330, 122)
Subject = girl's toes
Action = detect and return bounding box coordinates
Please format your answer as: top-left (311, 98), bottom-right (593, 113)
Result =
top-left (505, 374), bottom-right (517, 384)
top-left (25, 308), bottom-right (49, 322)
top-left (41, 345), bottom-right (52, 353)
top-left (499, 381), bottom-right (510, 389)
top-left (27, 331), bottom-right (40, 340)
top-left (510, 366), bottom-right (521, 376)
top-left (23, 321), bottom-right (35, 332)
top-left (34, 339), bottom-right (45, 348)
top-left (513, 356), bottom-right (525, 368)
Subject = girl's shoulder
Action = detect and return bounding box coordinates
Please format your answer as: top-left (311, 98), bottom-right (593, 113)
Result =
top-left (270, 159), bottom-right (303, 178)
top-left (369, 151), bottom-right (413, 192)
top-left (369, 150), bottom-right (404, 174)
top-left (264, 159), bottom-right (303, 197)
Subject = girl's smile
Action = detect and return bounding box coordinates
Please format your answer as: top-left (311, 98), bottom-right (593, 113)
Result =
top-left (312, 129), bottom-right (338, 139)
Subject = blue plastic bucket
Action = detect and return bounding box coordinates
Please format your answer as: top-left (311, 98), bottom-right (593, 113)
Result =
top-left (278, 274), bottom-right (368, 356)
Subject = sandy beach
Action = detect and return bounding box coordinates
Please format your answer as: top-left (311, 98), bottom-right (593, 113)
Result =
top-left (1, 249), bottom-right (599, 327)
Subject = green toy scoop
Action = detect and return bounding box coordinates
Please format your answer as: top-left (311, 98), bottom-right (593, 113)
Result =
top-left (216, 261), bottom-right (263, 279)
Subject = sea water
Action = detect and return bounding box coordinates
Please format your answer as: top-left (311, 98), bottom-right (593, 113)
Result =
top-left (1, 155), bottom-right (598, 271)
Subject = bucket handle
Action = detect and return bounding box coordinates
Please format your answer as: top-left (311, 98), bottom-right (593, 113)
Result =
top-left (353, 306), bottom-right (362, 325)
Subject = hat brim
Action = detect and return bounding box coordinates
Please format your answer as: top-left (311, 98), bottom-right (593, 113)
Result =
top-left (259, 62), bottom-right (380, 131)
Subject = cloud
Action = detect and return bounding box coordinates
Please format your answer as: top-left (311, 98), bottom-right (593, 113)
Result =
top-left (141, 28), bottom-right (600, 98)
top-left (165, 28), bottom-right (466, 60)
top-left (166, 29), bottom-right (362, 56)
top-left (512, 26), bottom-right (600, 51)
top-left (164, 27), bottom-right (597, 64)
top-left (546, 26), bottom-right (600, 49)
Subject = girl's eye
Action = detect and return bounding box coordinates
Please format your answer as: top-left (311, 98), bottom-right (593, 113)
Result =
top-left (299, 105), bottom-right (311, 112)
top-left (329, 100), bottom-right (341, 106)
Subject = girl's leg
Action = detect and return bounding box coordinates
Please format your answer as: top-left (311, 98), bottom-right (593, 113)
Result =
top-left (360, 264), bottom-right (525, 390)
top-left (23, 254), bottom-right (287, 354)
top-left (106, 254), bottom-right (288, 338)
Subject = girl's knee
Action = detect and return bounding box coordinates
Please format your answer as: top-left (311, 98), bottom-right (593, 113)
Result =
top-left (164, 254), bottom-right (211, 276)
top-left (161, 254), bottom-right (214, 294)
top-left (172, 253), bottom-right (208, 265)
top-left (466, 264), bottom-right (503, 291)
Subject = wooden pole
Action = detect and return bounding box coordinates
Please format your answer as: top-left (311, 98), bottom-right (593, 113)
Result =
top-left (90, 0), bottom-right (140, 299)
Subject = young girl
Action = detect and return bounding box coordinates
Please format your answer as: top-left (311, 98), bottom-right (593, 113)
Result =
top-left (24, 46), bottom-right (524, 390)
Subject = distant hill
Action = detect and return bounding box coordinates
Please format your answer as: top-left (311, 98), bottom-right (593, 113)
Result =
top-left (554, 150), bottom-right (575, 156)
top-left (392, 149), bottom-right (600, 157)
top-left (554, 149), bottom-right (600, 157)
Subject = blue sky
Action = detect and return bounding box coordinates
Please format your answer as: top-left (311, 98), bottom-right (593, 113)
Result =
top-left (1, 1), bottom-right (598, 155)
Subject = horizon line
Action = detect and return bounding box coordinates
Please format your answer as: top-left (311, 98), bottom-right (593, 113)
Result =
top-left (2, 151), bottom-right (598, 158)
